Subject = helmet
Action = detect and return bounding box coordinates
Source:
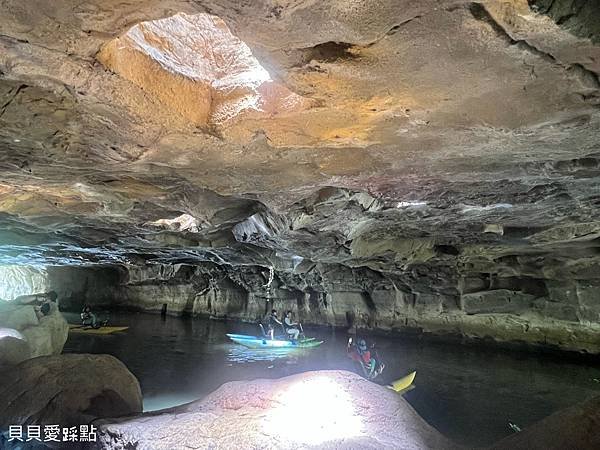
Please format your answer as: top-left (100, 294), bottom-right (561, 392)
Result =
top-left (358, 339), bottom-right (367, 351)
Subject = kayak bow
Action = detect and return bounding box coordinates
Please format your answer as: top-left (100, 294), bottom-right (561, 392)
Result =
top-left (387, 371), bottom-right (417, 392)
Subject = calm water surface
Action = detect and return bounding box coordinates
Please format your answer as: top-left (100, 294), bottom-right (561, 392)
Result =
top-left (63, 312), bottom-right (600, 447)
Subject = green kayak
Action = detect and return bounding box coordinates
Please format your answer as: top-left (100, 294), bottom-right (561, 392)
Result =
top-left (227, 334), bottom-right (323, 349)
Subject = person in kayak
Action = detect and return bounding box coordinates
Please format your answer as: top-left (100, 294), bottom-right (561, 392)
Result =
top-left (347, 337), bottom-right (385, 379)
top-left (264, 309), bottom-right (283, 339)
top-left (81, 305), bottom-right (98, 328)
top-left (283, 310), bottom-right (301, 341)
top-left (81, 305), bottom-right (108, 329)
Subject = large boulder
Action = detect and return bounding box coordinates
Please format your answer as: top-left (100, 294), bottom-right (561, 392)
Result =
top-left (0, 303), bottom-right (39, 329)
top-left (0, 302), bottom-right (68, 365)
top-left (95, 370), bottom-right (458, 450)
top-left (20, 305), bottom-right (69, 358)
top-left (0, 354), bottom-right (142, 429)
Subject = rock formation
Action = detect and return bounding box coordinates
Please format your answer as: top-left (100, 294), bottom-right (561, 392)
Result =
top-left (0, 301), bottom-right (68, 365)
top-left (39, 258), bottom-right (600, 353)
top-left (0, 328), bottom-right (30, 366)
top-left (0, 1), bottom-right (599, 352)
top-left (0, 354), bottom-right (142, 429)
top-left (94, 370), bottom-right (458, 449)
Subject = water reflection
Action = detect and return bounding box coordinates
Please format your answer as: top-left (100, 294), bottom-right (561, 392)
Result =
top-left (227, 345), bottom-right (303, 363)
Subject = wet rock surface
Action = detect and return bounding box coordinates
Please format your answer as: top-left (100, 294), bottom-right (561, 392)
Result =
top-left (0, 354), bottom-right (142, 429)
top-left (94, 370), bottom-right (458, 450)
top-left (0, 2), bottom-right (600, 352)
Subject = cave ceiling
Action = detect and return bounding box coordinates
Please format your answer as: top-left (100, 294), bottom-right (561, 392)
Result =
top-left (0, 0), bottom-right (599, 281)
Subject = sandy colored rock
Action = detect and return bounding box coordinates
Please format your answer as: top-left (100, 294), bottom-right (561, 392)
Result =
top-left (95, 370), bottom-right (458, 450)
top-left (97, 12), bottom-right (314, 133)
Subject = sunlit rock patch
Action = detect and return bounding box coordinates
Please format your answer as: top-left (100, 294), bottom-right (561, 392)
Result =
top-left (95, 370), bottom-right (457, 449)
top-left (147, 213), bottom-right (206, 233)
top-left (98, 13), bottom-right (314, 136)
top-left (96, 11), bottom-right (410, 147)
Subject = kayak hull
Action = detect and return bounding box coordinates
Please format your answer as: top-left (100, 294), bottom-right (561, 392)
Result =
top-left (227, 334), bottom-right (322, 349)
top-left (227, 333), bottom-right (315, 342)
top-left (69, 324), bottom-right (129, 335)
top-left (388, 371), bottom-right (417, 392)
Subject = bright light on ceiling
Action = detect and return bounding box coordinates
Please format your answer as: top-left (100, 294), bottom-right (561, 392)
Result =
top-left (263, 376), bottom-right (363, 445)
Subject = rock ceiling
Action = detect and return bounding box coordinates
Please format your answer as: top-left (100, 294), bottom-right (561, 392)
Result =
top-left (0, 0), bottom-right (599, 281)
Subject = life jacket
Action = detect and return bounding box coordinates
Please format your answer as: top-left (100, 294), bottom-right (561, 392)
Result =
top-left (283, 317), bottom-right (292, 330)
top-left (267, 314), bottom-right (279, 329)
top-left (348, 345), bottom-right (370, 364)
top-left (359, 349), bottom-right (372, 364)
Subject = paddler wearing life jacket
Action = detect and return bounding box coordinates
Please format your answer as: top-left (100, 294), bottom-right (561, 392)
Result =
top-left (263, 309), bottom-right (283, 339)
top-left (283, 310), bottom-right (301, 341)
top-left (347, 337), bottom-right (385, 380)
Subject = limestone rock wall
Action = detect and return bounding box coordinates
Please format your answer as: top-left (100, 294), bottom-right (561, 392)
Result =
top-left (45, 266), bottom-right (125, 311)
top-left (46, 259), bottom-right (600, 354)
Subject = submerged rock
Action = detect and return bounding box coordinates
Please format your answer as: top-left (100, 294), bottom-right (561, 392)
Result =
top-left (95, 370), bottom-right (458, 450)
top-left (0, 354), bottom-right (142, 429)
top-left (490, 394), bottom-right (600, 450)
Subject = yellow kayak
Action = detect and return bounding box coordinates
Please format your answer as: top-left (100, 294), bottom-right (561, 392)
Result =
top-left (387, 371), bottom-right (416, 392)
top-left (69, 324), bottom-right (129, 335)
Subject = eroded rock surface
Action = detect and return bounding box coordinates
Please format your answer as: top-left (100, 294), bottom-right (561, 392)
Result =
top-left (51, 260), bottom-right (600, 353)
top-left (0, 354), bottom-right (142, 429)
top-left (0, 1), bottom-right (600, 352)
top-left (98, 12), bottom-right (314, 134)
top-left (94, 370), bottom-right (458, 450)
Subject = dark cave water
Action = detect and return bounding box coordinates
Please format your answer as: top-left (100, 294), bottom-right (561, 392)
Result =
top-left (63, 312), bottom-right (600, 447)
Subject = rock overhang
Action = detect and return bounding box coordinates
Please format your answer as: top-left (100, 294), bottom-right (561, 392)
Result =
top-left (0, 0), bottom-right (598, 279)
